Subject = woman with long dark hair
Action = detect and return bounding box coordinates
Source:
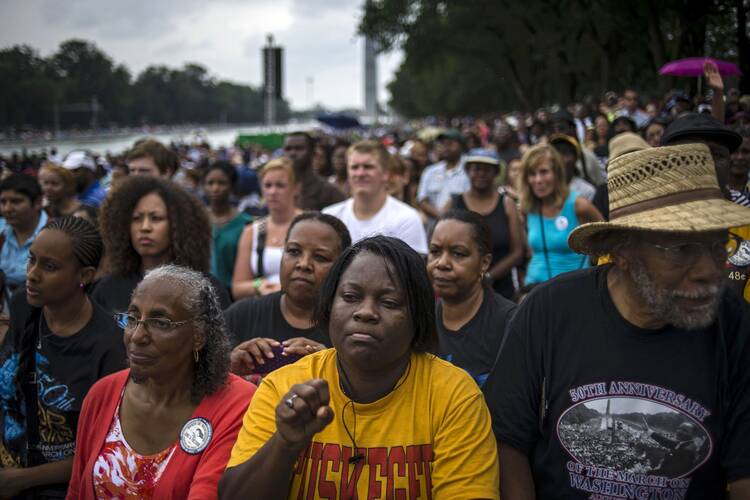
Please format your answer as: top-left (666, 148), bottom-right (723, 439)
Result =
top-left (92, 176), bottom-right (230, 314)
top-left (0, 217), bottom-right (125, 498)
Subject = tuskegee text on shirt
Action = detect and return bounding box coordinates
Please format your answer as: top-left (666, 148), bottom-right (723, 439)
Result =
top-left (291, 441), bottom-right (434, 499)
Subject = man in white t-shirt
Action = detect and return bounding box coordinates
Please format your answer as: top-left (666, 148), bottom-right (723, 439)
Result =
top-left (323, 140), bottom-right (428, 254)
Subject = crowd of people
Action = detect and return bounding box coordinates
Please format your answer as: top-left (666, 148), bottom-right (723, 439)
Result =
top-left (0, 67), bottom-right (749, 499)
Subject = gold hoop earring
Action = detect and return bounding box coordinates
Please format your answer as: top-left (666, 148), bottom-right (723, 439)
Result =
top-left (193, 350), bottom-right (200, 363)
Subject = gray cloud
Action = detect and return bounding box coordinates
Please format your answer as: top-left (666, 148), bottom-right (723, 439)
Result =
top-left (40, 0), bottom-right (188, 38)
top-left (290, 0), bottom-right (363, 18)
top-left (37, 0), bottom-right (257, 39)
top-left (0, 0), bottom-right (401, 109)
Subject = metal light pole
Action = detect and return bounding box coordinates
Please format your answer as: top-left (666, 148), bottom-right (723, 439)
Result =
top-left (263, 35), bottom-right (284, 125)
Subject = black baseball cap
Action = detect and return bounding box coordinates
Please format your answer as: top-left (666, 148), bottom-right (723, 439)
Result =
top-left (660, 112), bottom-right (742, 153)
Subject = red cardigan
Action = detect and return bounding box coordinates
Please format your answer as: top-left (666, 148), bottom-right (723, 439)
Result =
top-left (66, 370), bottom-right (255, 500)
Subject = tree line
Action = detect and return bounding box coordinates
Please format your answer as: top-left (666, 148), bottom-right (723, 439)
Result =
top-left (359, 0), bottom-right (749, 118)
top-left (0, 39), bottom-right (289, 131)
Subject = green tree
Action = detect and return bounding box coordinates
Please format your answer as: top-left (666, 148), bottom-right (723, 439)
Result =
top-left (130, 65), bottom-right (174, 124)
top-left (0, 38), bottom-right (288, 129)
top-left (360, 0), bottom-right (740, 117)
top-left (130, 63), bottom-right (273, 125)
top-left (731, 0), bottom-right (749, 93)
top-left (50, 39), bottom-right (132, 128)
top-left (0, 45), bottom-right (59, 128)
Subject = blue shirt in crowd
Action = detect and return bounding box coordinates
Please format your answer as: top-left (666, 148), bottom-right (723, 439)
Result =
top-left (78, 180), bottom-right (107, 208)
top-left (525, 191), bottom-right (588, 285)
top-left (1, 210), bottom-right (48, 292)
top-left (417, 158), bottom-right (469, 212)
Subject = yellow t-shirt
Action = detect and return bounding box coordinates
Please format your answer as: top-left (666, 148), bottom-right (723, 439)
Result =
top-left (227, 349), bottom-right (500, 500)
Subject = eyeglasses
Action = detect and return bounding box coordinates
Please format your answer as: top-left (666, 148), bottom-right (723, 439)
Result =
top-left (114, 312), bottom-right (192, 332)
top-left (647, 237), bottom-right (737, 266)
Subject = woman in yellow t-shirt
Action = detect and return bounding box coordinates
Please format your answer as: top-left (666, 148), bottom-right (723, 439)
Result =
top-left (219, 236), bottom-right (500, 500)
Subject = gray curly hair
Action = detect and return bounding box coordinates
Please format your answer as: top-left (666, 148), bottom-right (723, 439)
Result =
top-left (139, 264), bottom-right (231, 403)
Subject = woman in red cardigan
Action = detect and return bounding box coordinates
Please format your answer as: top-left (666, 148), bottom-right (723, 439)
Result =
top-left (67, 265), bottom-right (255, 499)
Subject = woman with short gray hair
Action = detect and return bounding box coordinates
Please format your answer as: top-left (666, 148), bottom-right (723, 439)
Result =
top-left (67, 264), bottom-right (255, 499)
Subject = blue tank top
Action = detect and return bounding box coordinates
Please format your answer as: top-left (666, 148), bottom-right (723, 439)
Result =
top-left (525, 192), bottom-right (588, 284)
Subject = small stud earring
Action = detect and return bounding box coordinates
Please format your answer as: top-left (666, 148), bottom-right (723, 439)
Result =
top-left (79, 282), bottom-right (85, 289)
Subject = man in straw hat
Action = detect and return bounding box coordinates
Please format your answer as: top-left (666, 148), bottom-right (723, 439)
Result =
top-left (661, 113), bottom-right (750, 302)
top-left (483, 143), bottom-right (750, 499)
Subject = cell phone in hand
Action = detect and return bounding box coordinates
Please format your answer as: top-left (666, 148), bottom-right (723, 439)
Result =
top-left (253, 344), bottom-right (303, 375)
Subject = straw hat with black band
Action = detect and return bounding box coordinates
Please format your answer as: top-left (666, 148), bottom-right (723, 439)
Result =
top-left (568, 143), bottom-right (750, 254)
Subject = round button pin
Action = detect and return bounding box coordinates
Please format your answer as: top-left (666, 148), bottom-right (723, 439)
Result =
top-left (180, 417), bottom-right (212, 454)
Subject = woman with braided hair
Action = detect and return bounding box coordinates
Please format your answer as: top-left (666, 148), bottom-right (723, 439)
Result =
top-left (0, 216), bottom-right (126, 498)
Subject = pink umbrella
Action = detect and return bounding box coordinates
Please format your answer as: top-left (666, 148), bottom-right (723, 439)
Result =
top-left (659, 57), bottom-right (742, 77)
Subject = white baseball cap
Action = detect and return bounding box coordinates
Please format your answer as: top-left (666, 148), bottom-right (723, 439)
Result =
top-left (62, 150), bottom-right (96, 172)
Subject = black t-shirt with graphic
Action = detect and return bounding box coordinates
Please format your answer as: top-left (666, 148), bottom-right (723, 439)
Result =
top-left (0, 299), bottom-right (126, 493)
top-left (223, 291), bottom-right (331, 348)
top-left (483, 265), bottom-right (750, 499)
top-left (437, 290), bottom-right (516, 387)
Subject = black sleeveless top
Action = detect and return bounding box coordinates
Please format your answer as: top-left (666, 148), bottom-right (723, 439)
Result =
top-left (452, 193), bottom-right (514, 298)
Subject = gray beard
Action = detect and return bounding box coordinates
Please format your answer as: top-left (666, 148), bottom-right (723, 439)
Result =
top-left (627, 259), bottom-right (724, 331)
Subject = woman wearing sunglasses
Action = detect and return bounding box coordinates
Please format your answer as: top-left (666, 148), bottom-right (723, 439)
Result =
top-left (67, 265), bottom-right (254, 499)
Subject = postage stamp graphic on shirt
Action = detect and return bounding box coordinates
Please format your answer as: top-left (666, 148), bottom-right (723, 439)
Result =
top-left (556, 381), bottom-right (713, 499)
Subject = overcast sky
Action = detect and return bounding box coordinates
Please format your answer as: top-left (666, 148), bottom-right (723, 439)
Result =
top-left (0, 0), bottom-right (402, 110)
